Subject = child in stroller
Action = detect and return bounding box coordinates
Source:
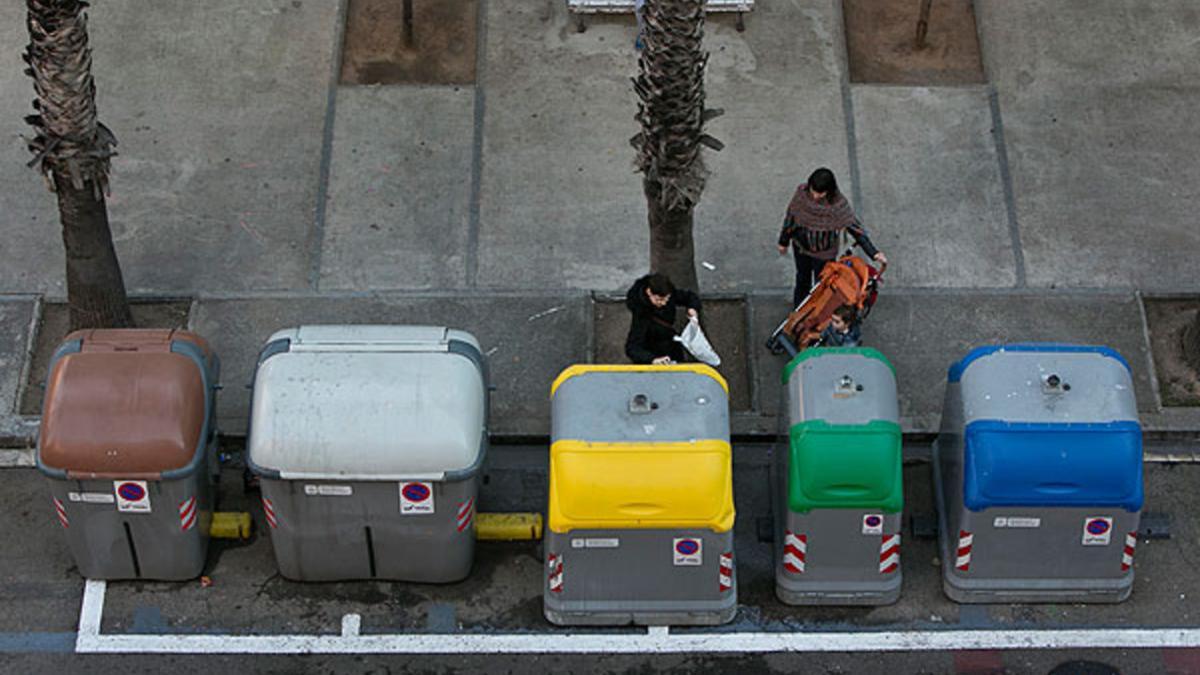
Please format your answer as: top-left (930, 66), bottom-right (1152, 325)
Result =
top-left (765, 253), bottom-right (883, 357)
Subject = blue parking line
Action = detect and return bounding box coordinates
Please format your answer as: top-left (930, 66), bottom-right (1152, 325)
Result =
top-left (0, 632), bottom-right (77, 653)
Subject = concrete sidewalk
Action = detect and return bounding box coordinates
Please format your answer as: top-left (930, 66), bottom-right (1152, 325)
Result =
top-left (2, 0), bottom-right (1199, 454)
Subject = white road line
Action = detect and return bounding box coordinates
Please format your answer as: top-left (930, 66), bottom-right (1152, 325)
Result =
top-left (76, 580), bottom-right (105, 641)
top-left (74, 581), bottom-right (1200, 655)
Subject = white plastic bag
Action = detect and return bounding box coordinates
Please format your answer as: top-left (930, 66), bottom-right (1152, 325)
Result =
top-left (676, 316), bottom-right (721, 367)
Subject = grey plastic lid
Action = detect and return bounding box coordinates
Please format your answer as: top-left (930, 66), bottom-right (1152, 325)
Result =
top-left (249, 326), bottom-right (486, 481)
top-left (958, 350), bottom-right (1138, 424)
top-left (787, 350), bottom-right (899, 426)
top-left (267, 325), bottom-right (481, 353)
top-left (552, 369), bottom-right (730, 444)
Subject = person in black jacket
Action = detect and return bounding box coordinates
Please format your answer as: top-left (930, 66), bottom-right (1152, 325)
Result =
top-left (624, 273), bottom-right (701, 365)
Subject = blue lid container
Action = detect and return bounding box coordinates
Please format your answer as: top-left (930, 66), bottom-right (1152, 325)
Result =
top-left (963, 420), bottom-right (1144, 512)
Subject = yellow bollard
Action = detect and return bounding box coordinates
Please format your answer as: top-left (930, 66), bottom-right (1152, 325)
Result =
top-left (475, 513), bottom-right (543, 541)
top-left (209, 512), bottom-right (253, 540)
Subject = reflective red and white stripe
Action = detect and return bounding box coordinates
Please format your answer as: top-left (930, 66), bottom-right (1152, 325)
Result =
top-left (956, 530), bottom-right (973, 572)
top-left (879, 534), bottom-right (901, 574)
top-left (718, 551), bottom-right (734, 592)
top-left (1121, 532), bottom-right (1137, 572)
top-left (456, 497), bottom-right (475, 533)
top-left (547, 553), bottom-right (564, 593)
top-left (262, 497), bottom-right (277, 529)
top-left (783, 531), bottom-right (806, 574)
top-left (53, 497), bottom-right (69, 529)
top-left (178, 496), bottom-right (197, 532)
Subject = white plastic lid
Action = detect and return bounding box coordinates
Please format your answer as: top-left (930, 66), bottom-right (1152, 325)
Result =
top-left (249, 326), bottom-right (485, 481)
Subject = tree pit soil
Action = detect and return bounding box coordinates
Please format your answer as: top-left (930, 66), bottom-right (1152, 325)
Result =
top-left (1143, 298), bottom-right (1200, 407)
top-left (843, 0), bottom-right (985, 85)
top-left (19, 300), bottom-right (193, 416)
top-left (340, 0), bottom-right (477, 85)
top-left (593, 297), bottom-right (752, 413)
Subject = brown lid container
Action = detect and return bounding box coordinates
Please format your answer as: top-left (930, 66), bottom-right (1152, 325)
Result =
top-left (39, 329), bottom-right (211, 480)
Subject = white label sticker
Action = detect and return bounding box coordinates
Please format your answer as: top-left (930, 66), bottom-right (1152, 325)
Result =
top-left (304, 485), bottom-right (353, 497)
top-left (114, 480), bottom-right (151, 513)
top-left (571, 538), bottom-right (620, 549)
top-left (672, 537), bottom-right (703, 566)
top-left (862, 513), bottom-right (884, 535)
top-left (399, 481), bottom-right (435, 514)
top-left (1082, 516), bottom-right (1114, 546)
top-left (68, 492), bottom-right (116, 504)
top-left (993, 517), bottom-right (1042, 528)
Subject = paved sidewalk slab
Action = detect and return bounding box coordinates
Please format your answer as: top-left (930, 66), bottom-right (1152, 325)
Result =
top-left (476, 0), bottom-right (851, 293)
top-left (189, 294), bottom-right (589, 436)
top-left (694, 0), bottom-right (852, 292)
top-left (975, 0), bottom-right (1200, 291)
top-left (320, 85), bottom-right (475, 290)
top-left (752, 291), bottom-right (1155, 433)
top-left (0, 0), bottom-right (341, 294)
top-left (852, 85), bottom-right (1016, 288)
top-left (476, 0), bottom-right (646, 291)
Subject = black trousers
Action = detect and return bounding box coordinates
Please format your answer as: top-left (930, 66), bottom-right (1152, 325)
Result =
top-left (792, 249), bottom-right (828, 308)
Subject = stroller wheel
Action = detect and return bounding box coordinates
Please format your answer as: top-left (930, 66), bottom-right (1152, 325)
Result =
top-left (766, 336), bottom-right (788, 356)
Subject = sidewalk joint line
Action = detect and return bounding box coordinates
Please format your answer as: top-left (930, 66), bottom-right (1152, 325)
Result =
top-left (832, 0), bottom-right (864, 211)
top-left (465, 0), bottom-right (489, 289)
top-left (307, 0), bottom-right (351, 292)
top-left (987, 85), bottom-right (1026, 288)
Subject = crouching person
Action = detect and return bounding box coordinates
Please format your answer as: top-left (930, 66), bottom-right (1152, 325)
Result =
top-left (625, 273), bottom-right (701, 365)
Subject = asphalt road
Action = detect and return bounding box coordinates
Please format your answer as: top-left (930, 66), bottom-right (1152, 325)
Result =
top-left (1, 444), bottom-right (1197, 674)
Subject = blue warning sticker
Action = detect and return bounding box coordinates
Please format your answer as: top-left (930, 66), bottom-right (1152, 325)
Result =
top-left (1082, 516), bottom-right (1113, 546)
top-left (114, 480), bottom-right (151, 513)
top-left (400, 482), bottom-right (434, 515)
top-left (673, 537), bottom-right (703, 566)
top-left (862, 513), bottom-right (884, 535)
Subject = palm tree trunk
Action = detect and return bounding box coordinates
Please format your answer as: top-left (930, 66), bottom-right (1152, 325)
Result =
top-left (55, 173), bottom-right (133, 329)
top-left (1184, 311), bottom-right (1200, 372)
top-left (25, 0), bottom-right (133, 330)
top-left (644, 178), bottom-right (698, 291)
top-left (632, 0), bottom-right (722, 293)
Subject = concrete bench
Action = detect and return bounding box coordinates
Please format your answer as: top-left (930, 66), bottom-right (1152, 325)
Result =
top-left (567, 0), bottom-right (753, 32)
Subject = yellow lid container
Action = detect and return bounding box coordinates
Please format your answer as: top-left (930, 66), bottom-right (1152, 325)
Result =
top-left (548, 439), bottom-right (735, 534)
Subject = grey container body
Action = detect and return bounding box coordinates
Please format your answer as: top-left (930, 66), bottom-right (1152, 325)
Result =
top-left (38, 339), bottom-right (219, 581)
top-left (248, 326), bottom-right (488, 583)
top-left (547, 368), bottom-right (735, 626)
top-left (46, 471), bottom-right (214, 580)
top-left (543, 528), bottom-right (736, 626)
top-left (775, 351), bottom-right (902, 605)
top-left (774, 505), bottom-right (902, 606)
top-left (934, 348), bottom-right (1141, 603)
top-left (260, 474), bottom-right (478, 583)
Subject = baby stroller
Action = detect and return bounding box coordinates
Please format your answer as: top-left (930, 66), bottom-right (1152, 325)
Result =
top-left (765, 254), bottom-right (884, 357)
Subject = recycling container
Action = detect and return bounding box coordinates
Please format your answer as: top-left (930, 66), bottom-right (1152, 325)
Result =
top-left (37, 329), bottom-right (220, 580)
top-left (247, 325), bottom-right (487, 583)
top-left (774, 347), bottom-right (903, 605)
top-left (934, 344), bottom-right (1144, 603)
top-left (544, 364), bottom-right (736, 626)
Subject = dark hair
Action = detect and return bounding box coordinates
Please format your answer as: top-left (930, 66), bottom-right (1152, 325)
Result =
top-left (807, 167), bottom-right (839, 201)
top-left (646, 273), bottom-right (674, 297)
top-left (833, 304), bottom-right (857, 324)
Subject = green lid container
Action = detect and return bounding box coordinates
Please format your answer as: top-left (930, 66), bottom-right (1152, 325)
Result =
top-left (787, 419), bottom-right (903, 514)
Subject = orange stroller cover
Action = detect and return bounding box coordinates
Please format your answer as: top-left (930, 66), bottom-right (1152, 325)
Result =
top-left (780, 255), bottom-right (879, 350)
